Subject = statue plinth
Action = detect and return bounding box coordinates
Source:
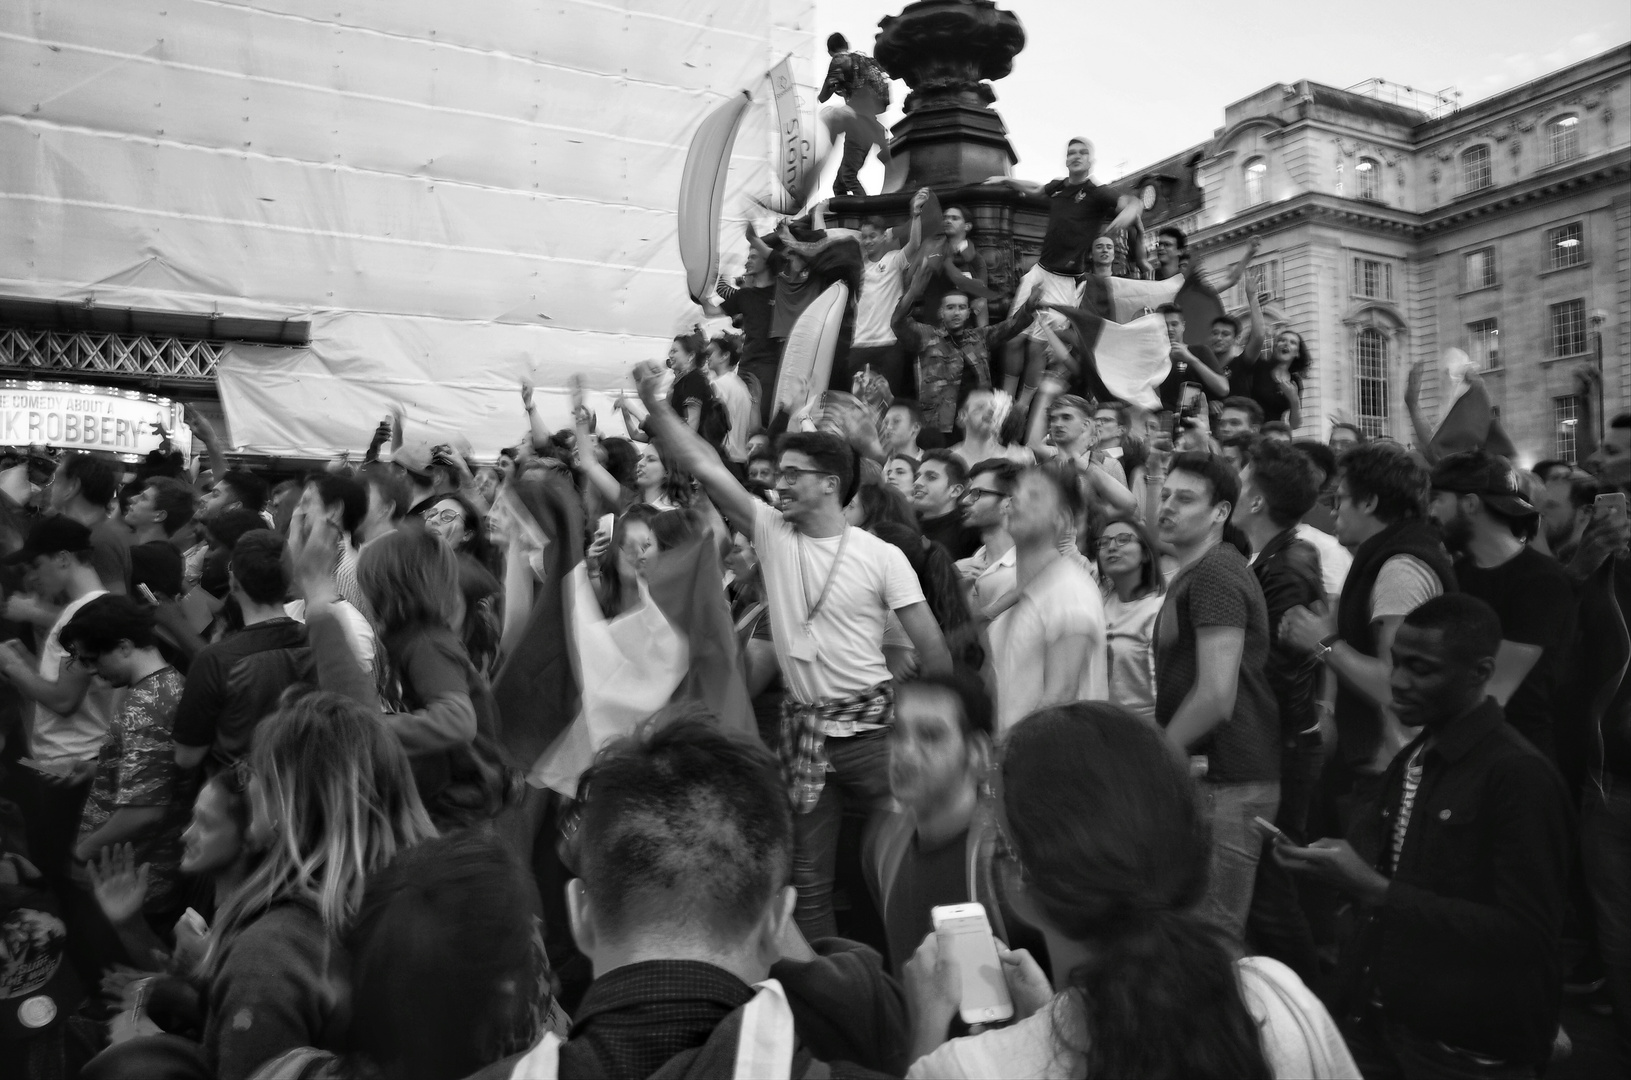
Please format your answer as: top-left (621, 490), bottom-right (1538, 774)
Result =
top-left (874, 0), bottom-right (1026, 190)
top-left (827, 1), bottom-right (1040, 317)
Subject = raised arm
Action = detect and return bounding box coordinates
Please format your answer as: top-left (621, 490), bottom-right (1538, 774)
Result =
top-left (1218, 236), bottom-right (1262, 295)
top-left (1108, 193), bottom-right (1143, 234)
top-left (1404, 360), bottom-right (1439, 462)
top-left (569, 376), bottom-right (624, 506)
top-left (1026, 371), bottom-right (1065, 458)
top-left (901, 188), bottom-right (930, 264)
top-left (983, 175), bottom-right (1045, 195)
top-left (185, 405), bottom-right (229, 486)
top-left (634, 361), bottom-right (761, 537)
top-left (1241, 277), bottom-right (1266, 361)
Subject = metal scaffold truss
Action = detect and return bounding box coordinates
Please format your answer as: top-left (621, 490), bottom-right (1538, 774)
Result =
top-left (0, 329), bottom-right (220, 383)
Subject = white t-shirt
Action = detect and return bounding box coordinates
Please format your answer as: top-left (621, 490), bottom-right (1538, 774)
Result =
top-left (907, 956), bottom-right (1359, 1080)
top-left (752, 503), bottom-right (925, 704)
top-left (1103, 588), bottom-right (1163, 725)
top-left (956, 544), bottom-right (1016, 620)
top-left (988, 556), bottom-right (1107, 732)
top-left (1370, 554), bottom-right (1443, 622)
top-left (284, 598), bottom-right (376, 676)
top-left (853, 249), bottom-right (908, 347)
top-left (1294, 523), bottom-right (1352, 600)
top-left (710, 369), bottom-right (756, 463)
top-left (30, 589), bottom-right (117, 765)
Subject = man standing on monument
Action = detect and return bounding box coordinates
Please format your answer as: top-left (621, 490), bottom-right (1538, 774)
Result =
top-left (985, 138), bottom-right (1144, 409)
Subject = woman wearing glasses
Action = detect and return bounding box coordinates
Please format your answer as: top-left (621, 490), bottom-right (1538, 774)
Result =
top-left (904, 704), bottom-right (1357, 1079)
top-left (1094, 517), bottom-right (1168, 726)
top-left (418, 493), bottom-right (503, 677)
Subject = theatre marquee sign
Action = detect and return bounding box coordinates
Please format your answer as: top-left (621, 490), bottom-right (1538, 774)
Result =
top-left (0, 381), bottom-right (191, 459)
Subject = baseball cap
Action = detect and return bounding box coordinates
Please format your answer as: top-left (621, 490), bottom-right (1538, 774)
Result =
top-left (4, 515), bottom-right (93, 566)
top-left (1430, 450), bottom-right (1537, 518)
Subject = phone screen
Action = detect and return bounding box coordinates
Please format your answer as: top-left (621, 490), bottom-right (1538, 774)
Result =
top-left (934, 909), bottom-right (1014, 1024)
top-left (1595, 491), bottom-right (1627, 526)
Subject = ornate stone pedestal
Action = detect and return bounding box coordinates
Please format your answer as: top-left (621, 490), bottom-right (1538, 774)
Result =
top-left (826, 1), bottom-right (1044, 317)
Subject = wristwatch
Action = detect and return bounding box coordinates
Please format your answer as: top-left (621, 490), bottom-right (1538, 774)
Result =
top-left (1313, 633), bottom-right (1339, 663)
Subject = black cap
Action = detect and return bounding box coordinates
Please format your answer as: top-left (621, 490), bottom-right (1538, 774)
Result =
top-left (1430, 451), bottom-right (1537, 518)
top-left (4, 516), bottom-right (93, 566)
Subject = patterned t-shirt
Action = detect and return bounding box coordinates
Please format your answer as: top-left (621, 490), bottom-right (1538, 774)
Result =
top-left (78, 666), bottom-right (188, 911)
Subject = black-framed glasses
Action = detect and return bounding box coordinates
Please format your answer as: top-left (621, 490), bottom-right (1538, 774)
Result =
top-left (422, 508), bottom-right (464, 526)
top-left (777, 466), bottom-right (834, 485)
top-left (1095, 533), bottom-right (1140, 552)
top-left (959, 486), bottom-right (1008, 503)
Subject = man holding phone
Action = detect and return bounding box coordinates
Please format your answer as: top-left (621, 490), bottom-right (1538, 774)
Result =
top-left (1275, 596), bottom-right (1570, 1079)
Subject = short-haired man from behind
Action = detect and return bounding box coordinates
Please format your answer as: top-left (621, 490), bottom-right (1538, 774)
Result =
top-left (1276, 595), bottom-right (1571, 1079)
top-left (51, 451), bottom-right (131, 596)
top-left (172, 530), bottom-right (309, 771)
top-left (559, 715), bottom-right (907, 1079)
top-left (1154, 451), bottom-right (1281, 945)
top-left (1427, 451), bottom-right (1577, 762)
top-left (864, 674), bottom-right (998, 977)
top-left (1231, 439), bottom-right (1326, 984)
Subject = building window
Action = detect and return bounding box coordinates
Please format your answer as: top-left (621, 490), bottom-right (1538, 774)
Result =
top-left (1356, 328), bottom-right (1390, 439)
top-left (1550, 299), bottom-right (1587, 358)
top-left (1547, 114), bottom-right (1581, 166)
top-left (1353, 257), bottom-right (1394, 300)
top-left (1468, 319), bottom-right (1499, 369)
top-left (1356, 157), bottom-right (1381, 201)
top-left (1461, 145), bottom-right (1492, 193)
top-left (1554, 395), bottom-right (1582, 462)
top-left (1242, 259), bottom-right (1281, 302)
top-left (1547, 222), bottom-right (1584, 270)
top-left (1243, 158), bottom-right (1267, 206)
top-left (1464, 247), bottom-right (1497, 290)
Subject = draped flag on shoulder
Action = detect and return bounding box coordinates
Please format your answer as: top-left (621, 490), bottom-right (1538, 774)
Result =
top-left (1431, 347), bottom-right (1516, 459)
top-left (1049, 306), bottom-right (1172, 411)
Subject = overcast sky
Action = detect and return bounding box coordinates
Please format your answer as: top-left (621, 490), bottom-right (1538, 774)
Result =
top-left (814, 0), bottom-right (1630, 187)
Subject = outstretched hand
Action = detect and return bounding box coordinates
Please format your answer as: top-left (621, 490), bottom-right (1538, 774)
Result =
top-left (88, 843), bottom-right (150, 927)
top-left (632, 361), bottom-right (667, 410)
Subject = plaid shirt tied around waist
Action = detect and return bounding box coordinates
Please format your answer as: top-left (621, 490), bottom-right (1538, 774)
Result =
top-left (779, 683), bottom-right (894, 813)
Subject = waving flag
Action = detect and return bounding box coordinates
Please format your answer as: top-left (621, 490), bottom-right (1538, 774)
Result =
top-left (1049, 307), bottom-right (1173, 411)
top-left (1432, 347), bottom-right (1516, 459)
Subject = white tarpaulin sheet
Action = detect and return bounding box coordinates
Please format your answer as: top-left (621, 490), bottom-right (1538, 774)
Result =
top-left (0, 0), bottom-right (816, 457)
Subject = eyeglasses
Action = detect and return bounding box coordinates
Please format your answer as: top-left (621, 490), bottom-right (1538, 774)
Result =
top-left (777, 466), bottom-right (834, 485)
top-left (1095, 533), bottom-right (1140, 552)
top-left (422, 508), bottom-right (465, 526)
top-left (959, 486), bottom-right (1008, 503)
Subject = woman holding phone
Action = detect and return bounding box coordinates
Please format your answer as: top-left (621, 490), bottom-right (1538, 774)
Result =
top-left (902, 703), bottom-right (1358, 1079)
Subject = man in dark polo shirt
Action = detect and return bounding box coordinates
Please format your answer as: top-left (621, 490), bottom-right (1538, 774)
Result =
top-left (985, 138), bottom-right (1143, 406)
top-left (1154, 450), bottom-right (1280, 946)
top-left (1277, 595), bottom-right (1570, 1079)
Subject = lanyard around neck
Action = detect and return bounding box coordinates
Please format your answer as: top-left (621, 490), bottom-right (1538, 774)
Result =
top-left (798, 526), bottom-right (850, 631)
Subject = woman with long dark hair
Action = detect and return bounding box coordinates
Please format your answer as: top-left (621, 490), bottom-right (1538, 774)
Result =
top-left (905, 704), bottom-right (1357, 1079)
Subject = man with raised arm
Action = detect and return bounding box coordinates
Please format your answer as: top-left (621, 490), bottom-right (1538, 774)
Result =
top-left (985, 138), bottom-right (1144, 406)
top-left (634, 361), bottom-right (952, 942)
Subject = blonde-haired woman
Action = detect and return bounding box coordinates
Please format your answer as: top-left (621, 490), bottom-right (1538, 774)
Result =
top-left (88, 694), bottom-right (434, 1080)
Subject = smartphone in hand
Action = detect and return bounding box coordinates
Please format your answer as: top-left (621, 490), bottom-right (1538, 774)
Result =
top-left (931, 903), bottom-right (1014, 1026)
top-left (1595, 491), bottom-right (1627, 527)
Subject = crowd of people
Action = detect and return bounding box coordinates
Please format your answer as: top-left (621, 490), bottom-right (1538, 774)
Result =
top-left (0, 130), bottom-right (1626, 1080)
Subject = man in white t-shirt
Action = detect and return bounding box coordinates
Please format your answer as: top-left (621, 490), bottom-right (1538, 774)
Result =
top-left (955, 460), bottom-right (1019, 622)
top-left (839, 211), bottom-right (916, 399)
top-left (0, 517), bottom-right (117, 880)
top-left (705, 332), bottom-right (756, 464)
top-left (988, 467), bottom-right (1107, 733)
top-left (635, 360), bottom-right (952, 939)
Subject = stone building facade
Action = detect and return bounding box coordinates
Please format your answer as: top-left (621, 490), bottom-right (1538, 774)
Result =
top-left (1116, 44), bottom-right (1630, 464)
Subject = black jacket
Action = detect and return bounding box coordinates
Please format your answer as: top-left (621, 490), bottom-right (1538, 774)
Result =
top-left (1251, 527), bottom-right (1325, 738)
top-left (1339, 697), bottom-right (1571, 1067)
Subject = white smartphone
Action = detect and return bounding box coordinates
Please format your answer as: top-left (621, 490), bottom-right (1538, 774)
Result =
top-left (931, 902), bottom-right (1014, 1026)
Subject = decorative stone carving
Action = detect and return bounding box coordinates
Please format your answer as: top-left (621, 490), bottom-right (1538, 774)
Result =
top-left (874, 1), bottom-right (1026, 114)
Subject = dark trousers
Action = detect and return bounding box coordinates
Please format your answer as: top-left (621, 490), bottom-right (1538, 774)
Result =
top-left (1343, 1003), bottom-right (1536, 1080)
top-left (833, 137), bottom-right (870, 198)
top-left (792, 730), bottom-right (892, 940)
top-left (1582, 774), bottom-right (1631, 1066)
top-left (741, 354), bottom-right (783, 428)
top-left (1247, 732), bottom-right (1325, 986)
